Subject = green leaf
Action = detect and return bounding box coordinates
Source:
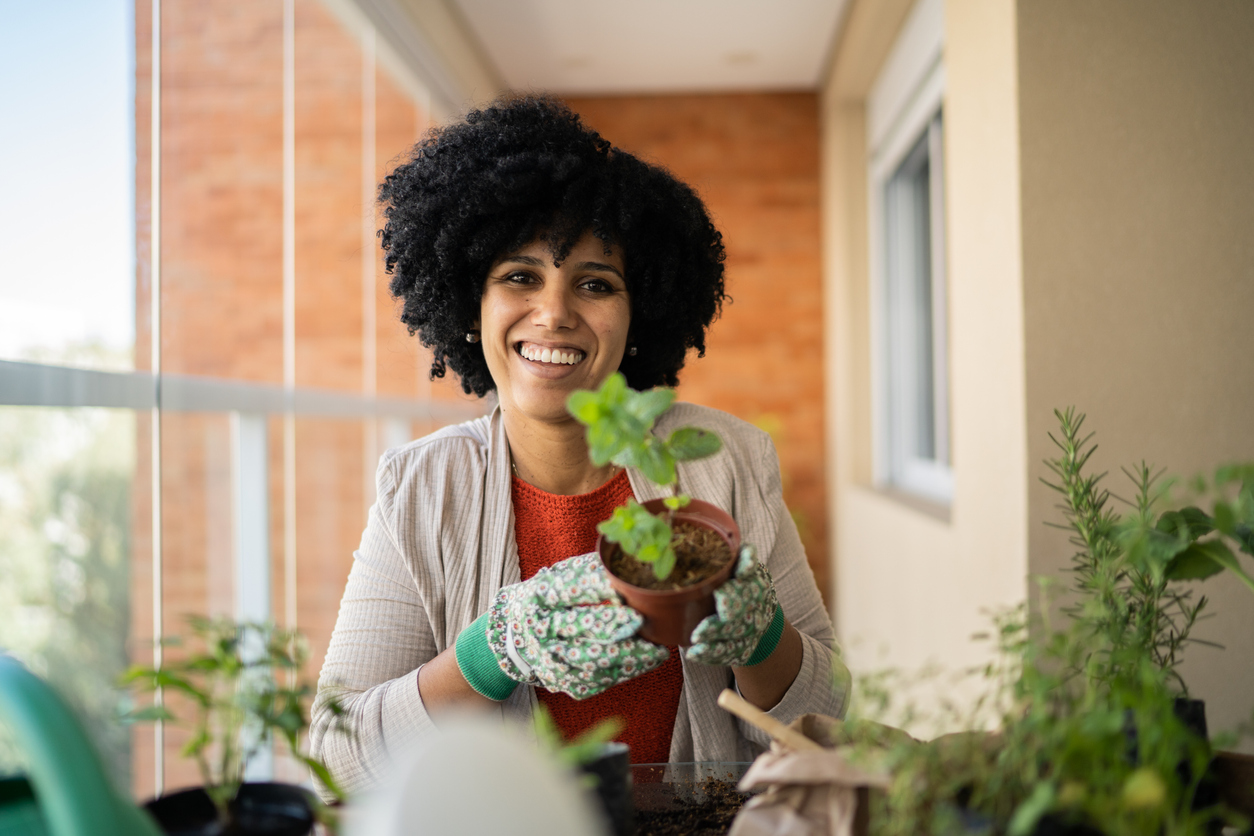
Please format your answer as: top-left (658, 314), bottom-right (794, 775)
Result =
top-left (181, 728), bottom-right (211, 759)
top-left (586, 420), bottom-right (632, 467)
top-left (632, 440), bottom-right (676, 486)
top-left (559, 717), bottom-right (627, 767)
top-left (572, 716), bottom-right (625, 749)
top-left (600, 371), bottom-right (627, 402)
top-left (653, 548), bottom-right (677, 581)
top-left (1235, 523), bottom-right (1254, 556)
top-left (1008, 782), bottom-right (1056, 836)
top-left (1121, 522), bottom-right (1189, 575)
top-left (1156, 506), bottom-right (1214, 539)
top-left (1215, 463), bottom-right (1254, 488)
top-left (1213, 501), bottom-right (1236, 536)
top-left (667, 427), bottom-right (722, 462)
top-left (301, 756), bottom-right (347, 803)
top-left (598, 500), bottom-right (676, 580)
top-left (565, 390), bottom-right (601, 425)
top-left (1165, 540), bottom-right (1231, 581)
top-left (662, 495), bottom-right (691, 511)
top-left (626, 387), bottom-right (675, 426)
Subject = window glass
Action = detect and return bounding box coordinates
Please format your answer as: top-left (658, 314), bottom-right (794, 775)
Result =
top-left (885, 130), bottom-right (937, 465)
top-left (0, 406), bottom-right (136, 791)
top-left (876, 110), bottom-right (950, 504)
top-left (0, 1), bottom-right (135, 372)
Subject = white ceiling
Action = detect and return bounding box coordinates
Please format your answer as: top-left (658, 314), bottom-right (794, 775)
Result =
top-left (449, 0), bottom-right (850, 95)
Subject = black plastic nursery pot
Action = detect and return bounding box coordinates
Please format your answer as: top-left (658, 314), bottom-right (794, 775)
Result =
top-left (580, 742), bottom-right (635, 836)
top-left (598, 497), bottom-right (740, 647)
top-left (144, 782), bottom-right (316, 836)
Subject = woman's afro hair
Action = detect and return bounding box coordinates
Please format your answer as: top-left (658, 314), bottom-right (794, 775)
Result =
top-left (378, 94), bottom-right (727, 397)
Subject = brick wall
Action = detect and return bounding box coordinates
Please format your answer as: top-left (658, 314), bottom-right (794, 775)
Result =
top-left (563, 94), bottom-right (830, 598)
top-left (130, 0), bottom-right (443, 796)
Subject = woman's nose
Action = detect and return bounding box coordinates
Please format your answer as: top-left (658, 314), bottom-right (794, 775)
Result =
top-left (530, 284), bottom-right (576, 330)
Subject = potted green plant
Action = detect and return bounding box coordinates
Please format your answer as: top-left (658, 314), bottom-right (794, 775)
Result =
top-left (1044, 408), bottom-right (1254, 698)
top-left (532, 708), bottom-right (633, 836)
top-left (121, 617), bottom-right (347, 836)
top-left (567, 372), bottom-right (739, 645)
top-left (853, 408), bottom-right (1254, 836)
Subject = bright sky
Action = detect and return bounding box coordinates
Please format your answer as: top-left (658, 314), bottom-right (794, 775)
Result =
top-left (0, 0), bottom-right (134, 367)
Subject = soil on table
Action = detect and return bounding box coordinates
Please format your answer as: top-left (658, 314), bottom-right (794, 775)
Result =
top-left (608, 521), bottom-right (734, 591)
top-left (634, 777), bottom-right (748, 836)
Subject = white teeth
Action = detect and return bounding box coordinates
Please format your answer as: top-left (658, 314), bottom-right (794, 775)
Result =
top-left (520, 344), bottom-right (583, 365)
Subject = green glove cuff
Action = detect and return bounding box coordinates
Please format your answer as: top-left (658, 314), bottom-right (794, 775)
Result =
top-left (744, 605), bottom-right (785, 667)
top-left (455, 612), bottom-right (518, 701)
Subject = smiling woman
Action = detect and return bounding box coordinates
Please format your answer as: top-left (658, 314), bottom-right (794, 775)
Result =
top-left (479, 234), bottom-right (632, 438)
top-left (309, 94), bottom-right (849, 800)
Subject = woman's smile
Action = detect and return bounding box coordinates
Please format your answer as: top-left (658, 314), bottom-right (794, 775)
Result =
top-left (479, 231), bottom-right (630, 424)
top-left (516, 341), bottom-right (585, 366)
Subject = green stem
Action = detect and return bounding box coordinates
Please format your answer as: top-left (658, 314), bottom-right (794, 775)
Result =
top-left (1213, 550), bottom-right (1254, 595)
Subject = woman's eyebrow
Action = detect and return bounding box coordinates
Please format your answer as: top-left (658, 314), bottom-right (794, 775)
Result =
top-left (574, 261), bottom-right (625, 280)
top-left (497, 254), bottom-right (546, 267)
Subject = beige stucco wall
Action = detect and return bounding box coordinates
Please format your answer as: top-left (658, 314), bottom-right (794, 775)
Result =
top-left (1018, 0), bottom-right (1254, 749)
top-left (821, 0), bottom-right (1029, 719)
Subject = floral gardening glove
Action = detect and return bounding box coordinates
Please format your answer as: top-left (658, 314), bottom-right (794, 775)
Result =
top-left (455, 553), bottom-right (671, 700)
top-left (685, 544), bottom-right (784, 667)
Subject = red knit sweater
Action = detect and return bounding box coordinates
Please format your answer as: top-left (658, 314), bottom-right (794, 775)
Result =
top-left (511, 469), bottom-right (682, 764)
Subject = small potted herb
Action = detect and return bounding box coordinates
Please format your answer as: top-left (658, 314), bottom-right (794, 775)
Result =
top-left (121, 617), bottom-right (347, 836)
top-left (533, 708), bottom-right (633, 836)
top-left (567, 372), bottom-right (739, 645)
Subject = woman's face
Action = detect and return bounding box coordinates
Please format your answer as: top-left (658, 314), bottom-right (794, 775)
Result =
top-left (479, 231), bottom-right (631, 427)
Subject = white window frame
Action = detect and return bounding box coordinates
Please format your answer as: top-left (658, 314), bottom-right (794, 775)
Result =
top-left (867, 0), bottom-right (951, 506)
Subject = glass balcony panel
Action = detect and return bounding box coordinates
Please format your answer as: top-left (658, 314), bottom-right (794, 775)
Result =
top-left (0, 406), bottom-right (137, 794)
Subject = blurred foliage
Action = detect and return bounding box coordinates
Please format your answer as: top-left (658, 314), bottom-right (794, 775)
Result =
top-left (0, 404), bottom-right (134, 790)
top-left (533, 704), bottom-right (624, 770)
top-left (122, 618), bottom-right (347, 820)
top-left (851, 409), bottom-right (1253, 836)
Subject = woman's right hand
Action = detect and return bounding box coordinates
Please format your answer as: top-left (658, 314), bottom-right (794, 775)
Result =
top-left (454, 553), bottom-right (670, 700)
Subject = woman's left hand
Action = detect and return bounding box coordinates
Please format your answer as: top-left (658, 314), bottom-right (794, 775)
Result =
top-left (685, 544), bottom-right (784, 667)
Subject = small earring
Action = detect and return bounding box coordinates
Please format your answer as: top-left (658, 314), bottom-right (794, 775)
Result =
top-left (465, 331), bottom-right (480, 344)
top-left (627, 345), bottom-right (638, 356)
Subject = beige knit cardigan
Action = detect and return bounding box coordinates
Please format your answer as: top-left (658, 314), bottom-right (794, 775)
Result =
top-left (309, 402), bottom-right (850, 798)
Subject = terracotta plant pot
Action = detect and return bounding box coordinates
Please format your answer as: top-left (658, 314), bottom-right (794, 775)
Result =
top-left (598, 497), bottom-right (740, 647)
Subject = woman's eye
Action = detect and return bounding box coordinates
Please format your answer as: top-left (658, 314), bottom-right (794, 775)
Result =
top-left (504, 271), bottom-right (535, 284)
top-left (580, 278), bottom-right (612, 293)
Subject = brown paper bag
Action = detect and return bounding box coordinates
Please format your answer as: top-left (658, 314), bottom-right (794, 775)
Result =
top-left (728, 715), bottom-right (912, 836)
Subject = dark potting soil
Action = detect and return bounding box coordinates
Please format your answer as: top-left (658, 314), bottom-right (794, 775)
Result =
top-left (609, 522), bottom-right (734, 591)
top-left (634, 777), bottom-right (748, 836)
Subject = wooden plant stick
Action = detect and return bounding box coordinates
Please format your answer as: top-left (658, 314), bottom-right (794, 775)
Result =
top-left (717, 689), bottom-right (824, 753)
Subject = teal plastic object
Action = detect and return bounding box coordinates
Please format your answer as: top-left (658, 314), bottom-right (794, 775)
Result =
top-left (0, 777), bottom-right (48, 836)
top-left (0, 655), bottom-right (163, 836)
